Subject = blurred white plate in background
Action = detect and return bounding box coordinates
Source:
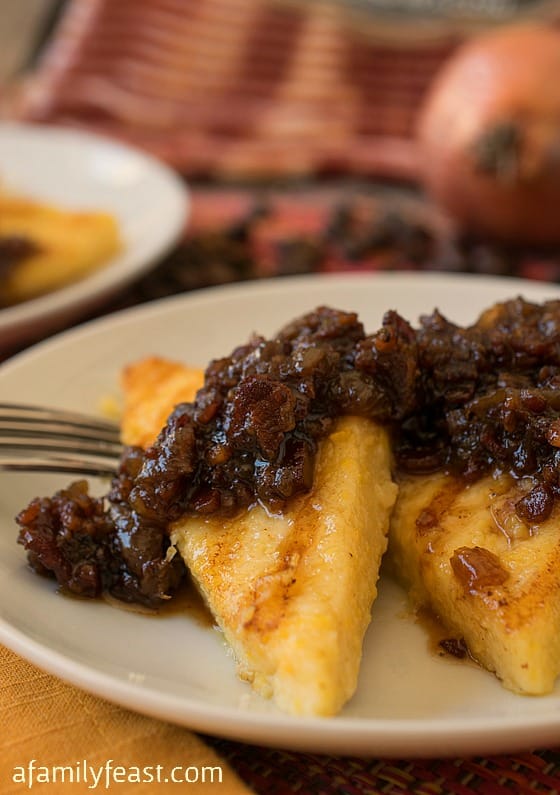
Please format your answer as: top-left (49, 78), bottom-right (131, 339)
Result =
top-left (0, 122), bottom-right (188, 350)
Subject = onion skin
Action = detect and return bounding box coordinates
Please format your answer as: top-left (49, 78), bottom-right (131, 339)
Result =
top-left (417, 24), bottom-right (560, 245)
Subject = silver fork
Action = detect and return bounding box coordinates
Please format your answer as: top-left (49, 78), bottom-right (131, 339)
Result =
top-left (0, 403), bottom-right (123, 476)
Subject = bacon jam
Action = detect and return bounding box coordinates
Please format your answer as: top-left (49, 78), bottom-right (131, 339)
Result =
top-left (16, 297), bottom-right (560, 605)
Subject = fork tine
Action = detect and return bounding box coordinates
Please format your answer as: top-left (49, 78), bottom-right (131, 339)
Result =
top-left (0, 403), bottom-right (120, 436)
top-left (0, 420), bottom-right (121, 445)
top-left (0, 403), bottom-right (123, 476)
top-left (0, 437), bottom-right (123, 456)
top-left (0, 403), bottom-right (121, 444)
top-left (0, 454), bottom-right (118, 477)
top-left (0, 402), bottom-right (119, 427)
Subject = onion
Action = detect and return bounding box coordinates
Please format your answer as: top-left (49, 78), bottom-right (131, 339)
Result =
top-left (417, 23), bottom-right (560, 245)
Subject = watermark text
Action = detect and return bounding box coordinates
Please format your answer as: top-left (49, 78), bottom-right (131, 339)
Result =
top-left (12, 759), bottom-right (224, 788)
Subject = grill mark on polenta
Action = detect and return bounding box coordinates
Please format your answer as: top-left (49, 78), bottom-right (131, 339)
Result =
top-left (415, 478), bottom-right (463, 538)
top-left (241, 497), bottom-right (319, 634)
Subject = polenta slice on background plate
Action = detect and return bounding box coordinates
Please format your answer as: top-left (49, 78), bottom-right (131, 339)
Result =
top-left (389, 471), bottom-right (560, 695)
top-left (0, 193), bottom-right (121, 305)
top-left (121, 358), bottom-right (398, 717)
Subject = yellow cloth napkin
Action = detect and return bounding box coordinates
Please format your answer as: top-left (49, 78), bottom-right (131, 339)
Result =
top-left (1, 645), bottom-right (252, 794)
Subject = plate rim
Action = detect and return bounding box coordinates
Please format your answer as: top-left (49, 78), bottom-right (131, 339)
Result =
top-left (3, 270), bottom-right (560, 757)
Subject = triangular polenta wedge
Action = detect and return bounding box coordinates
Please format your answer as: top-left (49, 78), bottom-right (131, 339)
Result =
top-left (171, 416), bottom-right (396, 716)
top-left (120, 357), bottom-right (397, 716)
top-left (389, 471), bottom-right (560, 695)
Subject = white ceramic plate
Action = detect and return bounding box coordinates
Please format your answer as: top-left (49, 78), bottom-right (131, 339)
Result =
top-left (0, 122), bottom-right (188, 350)
top-left (2, 272), bottom-right (560, 758)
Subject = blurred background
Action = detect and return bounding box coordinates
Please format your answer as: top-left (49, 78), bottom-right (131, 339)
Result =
top-left (3, 0), bottom-right (560, 304)
top-left (0, 1), bottom-right (57, 83)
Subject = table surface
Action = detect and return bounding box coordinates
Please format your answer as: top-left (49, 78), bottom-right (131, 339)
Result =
top-left (2, 184), bottom-right (560, 795)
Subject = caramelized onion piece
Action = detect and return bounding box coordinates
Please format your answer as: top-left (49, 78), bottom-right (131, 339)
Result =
top-left (515, 483), bottom-right (554, 524)
top-left (450, 546), bottom-right (509, 593)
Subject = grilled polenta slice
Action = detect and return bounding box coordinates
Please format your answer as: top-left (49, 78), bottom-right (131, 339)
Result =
top-left (121, 357), bottom-right (397, 716)
top-left (389, 471), bottom-right (560, 695)
top-left (121, 357), bottom-right (204, 448)
top-left (171, 417), bottom-right (396, 716)
top-left (0, 194), bottom-right (121, 304)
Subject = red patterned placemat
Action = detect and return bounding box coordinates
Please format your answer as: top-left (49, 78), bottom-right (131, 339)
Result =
top-left (118, 183), bottom-right (560, 303)
top-left (3, 181), bottom-right (560, 363)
